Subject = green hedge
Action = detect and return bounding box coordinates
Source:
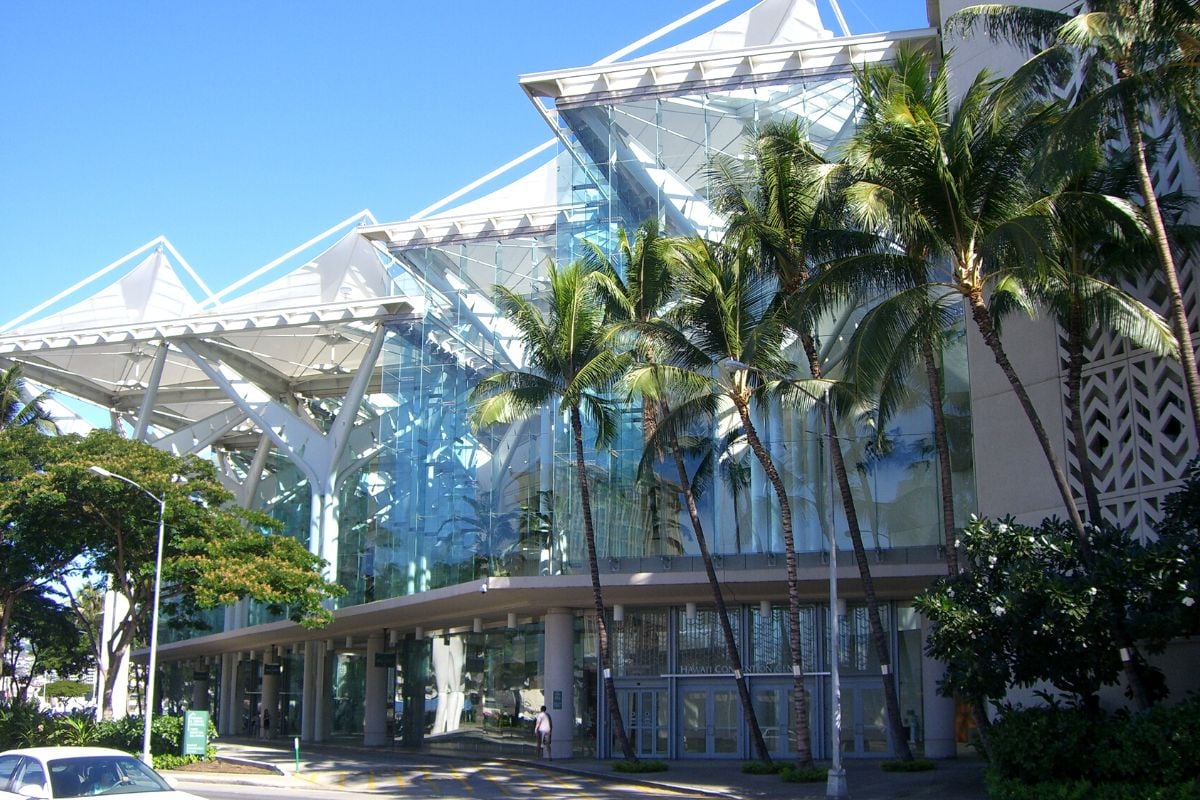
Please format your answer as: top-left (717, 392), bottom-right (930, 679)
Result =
top-left (987, 777), bottom-right (1200, 800)
top-left (612, 759), bottom-right (668, 773)
top-left (987, 698), bottom-right (1200, 792)
top-left (0, 703), bottom-right (216, 770)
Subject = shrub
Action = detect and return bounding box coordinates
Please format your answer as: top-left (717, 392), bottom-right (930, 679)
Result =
top-left (742, 760), bottom-right (785, 774)
top-left (882, 758), bottom-right (936, 772)
top-left (987, 699), bottom-right (1200, 788)
top-left (48, 714), bottom-right (99, 747)
top-left (0, 701), bottom-right (53, 750)
top-left (612, 759), bottom-right (668, 773)
top-left (987, 777), bottom-right (1200, 800)
top-left (779, 765), bottom-right (827, 783)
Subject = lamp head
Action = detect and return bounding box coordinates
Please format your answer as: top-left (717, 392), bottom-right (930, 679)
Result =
top-left (89, 466), bottom-right (113, 477)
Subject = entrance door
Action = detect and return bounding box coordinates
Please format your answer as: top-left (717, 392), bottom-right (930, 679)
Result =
top-left (839, 680), bottom-right (890, 756)
top-left (678, 685), bottom-right (740, 758)
top-left (751, 679), bottom-right (822, 760)
top-left (618, 688), bottom-right (667, 758)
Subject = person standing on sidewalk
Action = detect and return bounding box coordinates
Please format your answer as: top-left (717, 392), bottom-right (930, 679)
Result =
top-left (535, 706), bottom-right (552, 759)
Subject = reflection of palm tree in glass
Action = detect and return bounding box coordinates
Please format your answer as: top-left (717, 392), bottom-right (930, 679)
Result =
top-left (720, 446), bottom-right (751, 554)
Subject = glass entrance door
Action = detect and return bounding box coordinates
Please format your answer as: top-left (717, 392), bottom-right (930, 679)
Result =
top-left (839, 680), bottom-right (890, 756)
top-left (751, 679), bottom-right (823, 760)
top-left (679, 685), bottom-right (740, 758)
top-left (618, 688), bottom-right (667, 758)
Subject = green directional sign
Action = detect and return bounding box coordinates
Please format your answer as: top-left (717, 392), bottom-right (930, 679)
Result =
top-left (182, 710), bottom-right (209, 756)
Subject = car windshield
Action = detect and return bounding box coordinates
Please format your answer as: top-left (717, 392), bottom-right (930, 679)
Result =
top-left (46, 756), bottom-right (171, 797)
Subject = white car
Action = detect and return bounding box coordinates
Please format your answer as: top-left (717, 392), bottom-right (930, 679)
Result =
top-left (0, 748), bottom-right (204, 799)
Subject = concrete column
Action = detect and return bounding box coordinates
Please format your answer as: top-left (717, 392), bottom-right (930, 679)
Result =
top-left (921, 614), bottom-right (957, 758)
top-left (364, 633), bottom-right (388, 745)
top-left (301, 641), bottom-right (318, 742)
top-left (313, 642), bottom-right (330, 743)
top-left (543, 608), bottom-right (575, 759)
top-left (219, 653), bottom-right (237, 736)
top-left (191, 666), bottom-right (210, 711)
top-left (261, 649), bottom-right (280, 739)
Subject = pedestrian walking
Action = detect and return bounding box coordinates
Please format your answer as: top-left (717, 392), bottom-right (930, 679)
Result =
top-left (535, 705), bottom-right (552, 759)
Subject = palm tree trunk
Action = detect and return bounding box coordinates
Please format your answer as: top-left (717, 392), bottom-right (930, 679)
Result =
top-left (825, 404), bottom-right (915, 761)
top-left (964, 291), bottom-right (1089, 542)
top-left (1065, 307), bottom-right (1103, 522)
top-left (965, 291), bottom-right (1152, 708)
top-left (643, 399), bottom-right (665, 554)
top-left (1121, 86), bottom-right (1200, 448)
top-left (920, 333), bottom-right (960, 574)
top-left (732, 398), bottom-right (814, 769)
top-left (661, 400), bottom-right (773, 763)
top-left (570, 406), bottom-right (636, 760)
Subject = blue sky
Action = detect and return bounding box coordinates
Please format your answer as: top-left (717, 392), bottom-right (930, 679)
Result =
top-left (0, 0), bottom-right (926, 328)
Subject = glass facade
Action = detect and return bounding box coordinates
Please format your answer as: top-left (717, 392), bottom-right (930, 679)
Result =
top-left (151, 22), bottom-right (960, 765)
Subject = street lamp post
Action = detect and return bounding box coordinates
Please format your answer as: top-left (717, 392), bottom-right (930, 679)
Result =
top-left (827, 530), bottom-right (848, 799)
top-left (89, 465), bottom-right (165, 768)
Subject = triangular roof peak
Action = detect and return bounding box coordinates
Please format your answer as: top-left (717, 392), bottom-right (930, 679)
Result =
top-left (634, 0), bottom-right (832, 60)
top-left (217, 229), bottom-right (395, 313)
top-left (5, 242), bottom-right (205, 335)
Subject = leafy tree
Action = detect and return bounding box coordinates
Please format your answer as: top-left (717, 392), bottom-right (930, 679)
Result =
top-left (0, 365), bottom-right (56, 434)
top-left (951, 0), bottom-right (1200, 445)
top-left (3, 429), bottom-right (343, 719)
top-left (469, 259), bottom-right (637, 760)
top-left (0, 427), bottom-right (83, 673)
top-left (2, 593), bottom-right (90, 702)
top-left (916, 500), bottom-right (1199, 715)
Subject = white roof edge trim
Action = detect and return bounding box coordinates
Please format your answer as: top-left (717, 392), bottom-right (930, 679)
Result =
top-left (0, 296), bottom-right (424, 354)
top-left (360, 204), bottom-right (578, 248)
top-left (519, 27), bottom-right (939, 98)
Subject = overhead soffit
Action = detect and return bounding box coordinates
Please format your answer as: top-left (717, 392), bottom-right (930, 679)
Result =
top-left (521, 28), bottom-right (939, 109)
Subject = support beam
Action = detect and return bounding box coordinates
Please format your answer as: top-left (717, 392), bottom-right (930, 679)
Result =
top-left (544, 608), bottom-right (575, 759)
top-left (363, 633), bottom-right (388, 746)
top-left (133, 343), bottom-right (169, 441)
top-left (151, 406), bottom-right (248, 456)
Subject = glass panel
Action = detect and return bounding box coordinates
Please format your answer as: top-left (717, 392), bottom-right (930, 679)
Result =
top-left (896, 605), bottom-right (924, 752)
top-left (713, 690), bottom-right (739, 754)
top-left (835, 604), bottom-right (892, 675)
top-left (677, 608), bottom-right (740, 675)
top-left (682, 691), bottom-right (708, 754)
top-left (860, 687), bottom-right (889, 753)
top-left (331, 653), bottom-right (366, 737)
top-left (655, 690), bottom-right (668, 756)
top-left (753, 690), bottom-right (782, 752)
top-left (751, 606), bottom-right (816, 673)
top-left (612, 608), bottom-right (668, 677)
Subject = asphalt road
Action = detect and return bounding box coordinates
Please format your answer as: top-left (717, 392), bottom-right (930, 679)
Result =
top-left (174, 761), bottom-right (711, 800)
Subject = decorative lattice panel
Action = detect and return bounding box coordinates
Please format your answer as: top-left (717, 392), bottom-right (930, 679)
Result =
top-left (1067, 129), bottom-right (1198, 541)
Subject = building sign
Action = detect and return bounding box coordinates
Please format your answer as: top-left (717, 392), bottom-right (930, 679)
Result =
top-left (553, 690), bottom-right (562, 710)
top-left (182, 710), bottom-right (209, 756)
top-left (263, 663), bottom-right (283, 676)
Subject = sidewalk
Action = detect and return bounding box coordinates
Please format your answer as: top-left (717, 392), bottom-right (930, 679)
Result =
top-left (181, 738), bottom-right (988, 800)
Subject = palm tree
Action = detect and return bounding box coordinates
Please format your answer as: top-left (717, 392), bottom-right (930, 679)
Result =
top-left (631, 238), bottom-right (818, 768)
top-left (0, 364), bottom-right (56, 433)
top-left (469, 260), bottom-right (636, 760)
top-left (841, 46), bottom-right (1162, 707)
top-left (588, 221), bottom-right (678, 555)
top-left (950, 0), bottom-right (1200, 446)
top-left (594, 222), bottom-right (773, 763)
top-left (710, 120), bottom-right (916, 760)
top-left (997, 148), bottom-right (1180, 522)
